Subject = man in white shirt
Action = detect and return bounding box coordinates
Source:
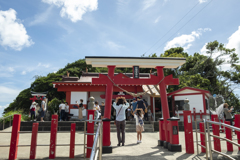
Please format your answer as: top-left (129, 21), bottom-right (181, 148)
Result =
top-left (113, 97), bottom-right (129, 146)
top-left (59, 101), bottom-right (66, 121)
top-left (41, 97), bottom-right (47, 122)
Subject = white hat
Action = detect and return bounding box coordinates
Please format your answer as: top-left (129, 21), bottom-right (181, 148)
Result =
top-left (32, 102), bottom-right (37, 105)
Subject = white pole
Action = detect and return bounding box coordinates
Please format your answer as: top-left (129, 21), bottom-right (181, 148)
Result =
top-left (153, 97), bottom-right (155, 121)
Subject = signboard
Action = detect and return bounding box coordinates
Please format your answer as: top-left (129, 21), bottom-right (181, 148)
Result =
top-left (173, 126), bottom-right (178, 135)
top-left (133, 66), bottom-right (139, 79)
top-left (188, 115), bottom-right (191, 123)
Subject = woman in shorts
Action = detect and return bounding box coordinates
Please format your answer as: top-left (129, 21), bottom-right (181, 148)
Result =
top-left (133, 108), bottom-right (144, 143)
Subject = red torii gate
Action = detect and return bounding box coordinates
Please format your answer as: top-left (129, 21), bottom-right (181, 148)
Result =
top-left (86, 56), bottom-right (186, 153)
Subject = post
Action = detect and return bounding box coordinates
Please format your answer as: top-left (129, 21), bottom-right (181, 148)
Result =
top-left (183, 111), bottom-right (194, 154)
top-left (102, 118), bottom-right (111, 153)
top-left (156, 66), bottom-right (170, 145)
top-left (167, 117), bottom-right (181, 152)
top-left (102, 65), bottom-right (115, 153)
top-left (235, 114), bottom-right (240, 150)
top-left (199, 122), bottom-right (206, 153)
top-left (200, 110), bottom-right (202, 120)
top-left (158, 118), bottom-right (165, 146)
top-left (9, 114), bottom-right (21, 160)
top-left (69, 123), bottom-right (76, 158)
top-left (49, 115), bottom-right (58, 159)
top-left (153, 97), bottom-right (155, 121)
top-left (30, 123), bottom-right (39, 159)
top-left (87, 110), bottom-right (95, 158)
top-left (193, 108), bottom-right (196, 121)
top-left (225, 121), bottom-right (233, 152)
top-left (211, 114), bottom-right (221, 152)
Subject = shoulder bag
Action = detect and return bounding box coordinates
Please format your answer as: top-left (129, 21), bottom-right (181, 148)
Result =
top-left (114, 105), bottom-right (123, 125)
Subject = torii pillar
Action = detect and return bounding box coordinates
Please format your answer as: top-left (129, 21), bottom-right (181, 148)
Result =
top-left (156, 66), bottom-right (170, 145)
top-left (102, 65), bottom-right (115, 153)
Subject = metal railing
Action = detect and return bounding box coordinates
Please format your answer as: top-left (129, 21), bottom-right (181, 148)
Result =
top-left (88, 120), bottom-right (102, 160)
top-left (206, 120), bottom-right (240, 160)
top-left (194, 119), bottom-right (209, 159)
top-left (0, 115), bottom-right (13, 130)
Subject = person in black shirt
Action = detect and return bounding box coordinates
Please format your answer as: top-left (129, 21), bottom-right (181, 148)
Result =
top-left (136, 97), bottom-right (146, 111)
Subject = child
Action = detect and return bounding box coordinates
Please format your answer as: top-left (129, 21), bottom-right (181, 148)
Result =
top-left (133, 108), bottom-right (144, 143)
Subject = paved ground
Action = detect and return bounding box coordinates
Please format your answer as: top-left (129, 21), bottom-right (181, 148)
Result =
top-left (0, 127), bottom-right (239, 160)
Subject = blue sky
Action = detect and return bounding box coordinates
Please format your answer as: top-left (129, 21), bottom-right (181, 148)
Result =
top-left (0, 0), bottom-right (240, 116)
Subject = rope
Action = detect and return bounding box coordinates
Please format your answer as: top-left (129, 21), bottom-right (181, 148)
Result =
top-left (107, 75), bottom-right (165, 97)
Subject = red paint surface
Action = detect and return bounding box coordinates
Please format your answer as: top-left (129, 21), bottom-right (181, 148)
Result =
top-left (199, 122), bottom-right (206, 153)
top-left (183, 111), bottom-right (194, 154)
top-left (102, 121), bottom-right (111, 146)
top-left (87, 110), bottom-right (95, 158)
top-left (9, 114), bottom-right (21, 160)
top-left (235, 114), bottom-right (240, 150)
top-left (159, 119), bottom-right (165, 142)
top-left (225, 121), bottom-right (233, 152)
top-left (69, 123), bottom-right (76, 158)
top-left (30, 123), bottom-right (39, 159)
top-left (49, 115), bottom-right (58, 159)
top-left (30, 96), bottom-right (42, 102)
top-left (168, 120), bottom-right (179, 145)
top-left (211, 115), bottom-right (221, 152)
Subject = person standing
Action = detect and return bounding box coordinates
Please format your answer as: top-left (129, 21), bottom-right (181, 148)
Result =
top-left (223, 103), bottom-right (234, 125)
top-left (30, 102), bottom-right (36, 121)
top-left (41, 97), bottom-right (47, 122)
top-left (65, 102), bottom-right (69, 121)
top-left (113, 97), bottom-right (129, 146)
top-left (133, 108), bottom-right (145, 143)
top-left (100, 101), bottom-right (105, 119)
top-left (76, 99), bottom-right (84, 120)
top-left (136, 97), bottom-right (146, 112)
top-left (131, 98), bottom-right (138, 113)
top-left (59, 101), bottom-right (66, 121)
top-left (143, 99), bottom-right (149, 121)
top-left (94, 101), bottom-right (101, 124)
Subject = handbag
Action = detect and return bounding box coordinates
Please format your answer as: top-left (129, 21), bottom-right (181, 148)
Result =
top-left (114, 106), bottom-right (123, 125)
top-left (145, 107), bottom-right (148, 113)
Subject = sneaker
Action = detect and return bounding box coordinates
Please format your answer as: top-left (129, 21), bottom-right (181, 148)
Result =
top-left (139, 141), bottom-right (142, 143)
top-left (137, 140), bottom-right (140, 144)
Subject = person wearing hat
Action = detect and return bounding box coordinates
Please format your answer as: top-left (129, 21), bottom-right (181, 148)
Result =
top-left (100, 101), bottom-right (105, 119)
top-left (41, 97), bottom-right (47, 122)
top-left (30, 102), bottom-right (37, 121)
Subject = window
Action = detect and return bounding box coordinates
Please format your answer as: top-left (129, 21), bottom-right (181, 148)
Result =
top-left (175, 100), bottom-right (184, 110)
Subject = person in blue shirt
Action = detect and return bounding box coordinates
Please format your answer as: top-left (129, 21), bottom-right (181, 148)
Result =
top-left (131, 98), bottom-right (138, 113)
top-left (113, 97), bottom-right (129, 146)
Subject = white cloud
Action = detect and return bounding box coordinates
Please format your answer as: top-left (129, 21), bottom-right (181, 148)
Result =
top-left (154, 16), bottom-right (161, 23)
top-left (0, 86), bottom-right (20, 103)
top-left (143, 0), bottom-right (156, 11)
top-left (200, 26), bottom-right (240, 71)
top-left (226, 26), bottom-right (240, 58)
top-left (21, 71), bottom-right (26, 75)
top-left (0, 104), bottom-right (9, 110)
top-left (164, 28), bottom-right (211, 51)
top-left (199, 0), bottom-right (208, 3)
top-left (29, 6), bottom-right (53, 26)
top-left (107, 41), bottom-right (125, 50)
top-left (37, 63), bottom-right (50, 68)
top-left (42, 0), bottom-right (98, 22)
top-left (0, 8), bottom-right (34, 51)
top-left (8, 67), bottom-right (14, 72)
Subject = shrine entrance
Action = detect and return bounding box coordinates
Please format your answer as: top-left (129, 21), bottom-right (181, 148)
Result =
top-left (85, 56), bottom-right (186, 153)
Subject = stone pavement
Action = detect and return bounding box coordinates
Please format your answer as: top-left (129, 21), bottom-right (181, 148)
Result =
top-left (0, 127), bottom-right (239, 160)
